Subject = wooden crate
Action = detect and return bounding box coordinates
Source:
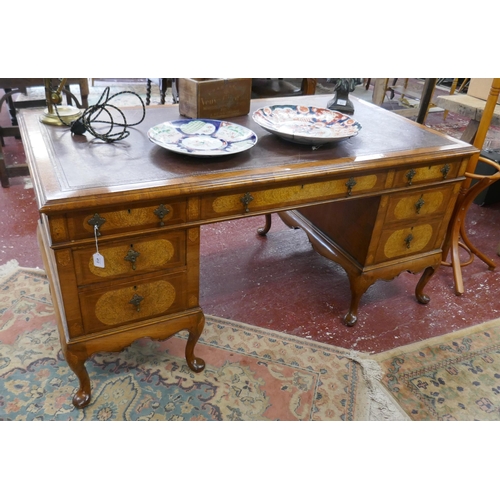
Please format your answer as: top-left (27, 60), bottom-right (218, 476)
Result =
top-left (178, 78), bottom-right (252, 119)
top-left (467, 79), bottom-right (500, 103)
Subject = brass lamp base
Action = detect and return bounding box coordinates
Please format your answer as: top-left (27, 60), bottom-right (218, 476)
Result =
top-left (40, 105), bottom-right (83, 126)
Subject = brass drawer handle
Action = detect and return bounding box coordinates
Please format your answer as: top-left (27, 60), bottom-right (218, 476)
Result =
top-left (406, 169), bottom-right (416, 186)
top-left (240, 192), bottom-right (254, 213)
top-left (415, 195), bottom-right (425, 214)
top-left (87, 213), bottom-right (106, 236)
top-left (404, 233), bottom-right (414, 249)
top-left (345, 177), bottom-right (357, 196)
top-left (129, 293), bottom-right (144, 312)
top-left (441, 164), bottom-right (450, 179)
top-left (154, 204), bottom-right (170, 226)
top-left (124, 245), bottom-right (140, 270)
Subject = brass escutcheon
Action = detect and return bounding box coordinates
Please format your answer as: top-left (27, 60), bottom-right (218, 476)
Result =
top-left (154, 204), bottom-right (170, 226)
top-left (129, 293), bottom-right (144, 312)
top-left (124, 246), bottom-right (141, 270)
top-left (441, 164), bottom-right (450, 179)
top-left (415, 195), bottom-right (425, 214)
top-left (88, 213), bottom-right (106, 236)
top-left (404, 233), bottom-right (414, 249)
top-left (406, 169), bottom-right (416, 186)
top-left (345, 177), bottom-right (357, 196)
top-left (240, 192), bottom-right (254, 213)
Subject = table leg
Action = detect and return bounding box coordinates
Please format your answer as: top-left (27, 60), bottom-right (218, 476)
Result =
top-left (64, 348), bottom-right (92, 409)
top-left (344, 273), bottom-right (377, 327)
top-left (372, 78), bottom-right (389, 106)
top-left (185, 310), bottom-right (206, 372)
top-left (415, 265), bottom-right (435, 304)
top-left (257, 213), bottom-right (273, 236)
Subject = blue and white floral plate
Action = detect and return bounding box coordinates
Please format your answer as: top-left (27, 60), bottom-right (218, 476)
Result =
top-left (148, 119), bottom-right (258, 157)
top-left (252, 104), bottom-right (361, 145)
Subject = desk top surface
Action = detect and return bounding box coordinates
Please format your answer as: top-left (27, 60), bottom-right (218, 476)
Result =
top-left (18, 94), bottom-right (477, 212)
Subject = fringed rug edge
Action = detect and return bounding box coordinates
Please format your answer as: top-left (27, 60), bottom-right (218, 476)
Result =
top-left (370, 316), bottom-right (500, 363)
top-left (0, 260), bottom-right (46, 279)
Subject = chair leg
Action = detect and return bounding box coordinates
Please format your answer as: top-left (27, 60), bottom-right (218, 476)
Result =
top-left (442, 173), bottom-right (499, 295)
top-left (300, 78), bottom-right (317, 95)
top-left (172, 79), bottom-right (179, 103)
top-left (0, 149), bottom-right (10, 187)
top-left (159, 78), bottom-right (169, 105)
top-left (146, 79), bottom-right (152, 106)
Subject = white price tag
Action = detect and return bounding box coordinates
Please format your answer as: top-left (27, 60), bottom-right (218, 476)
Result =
top-left (92, 224), bottom-right (105, 268)
top-left (93, 252), bottom-right (105, 268)
top-left (337, 99), bottom-right (347, 106)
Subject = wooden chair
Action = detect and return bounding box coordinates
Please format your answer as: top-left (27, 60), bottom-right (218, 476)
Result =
top-left (1, 88), bottom-right (30, 187)
top-left (441, 78), bottom-right (500, 294)
top-left (146, 78), bottom-right (178, 105)
top-left (370, 78), bottom-right (438, 124)
top-left (0, 79), bottom-right (89, 187)
top-left (0, 78), bottom-right (89, 126)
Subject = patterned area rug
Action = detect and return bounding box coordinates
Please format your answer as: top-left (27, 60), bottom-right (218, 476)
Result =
top-left (372, 318), bottom-right (500, 420)
top-left (0, 261), bottom-right (405, 421)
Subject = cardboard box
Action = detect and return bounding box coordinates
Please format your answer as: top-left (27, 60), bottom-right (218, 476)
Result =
top-left (467, 78), bottom-right (500, 103)
top-left (178, 78), bottom-right (252, 119)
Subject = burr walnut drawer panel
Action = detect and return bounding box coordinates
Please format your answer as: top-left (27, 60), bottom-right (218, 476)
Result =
top-left (392, 162), bottom-right (460, 188)
top-left (373, 220), bottom-right (443, 264)
top-left (384, 183), bottom-right (457, 223)
top-left (78, 271), bottom-right (188, 335)
top-left (56, 200), bottom-right (187, 243)
top-left (72, 231), bottom-right (186, 286)
top-left (201, 173), bottom-right (387, 218)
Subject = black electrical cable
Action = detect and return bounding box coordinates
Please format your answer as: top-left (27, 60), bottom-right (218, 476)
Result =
top-left (53, 86), bottom-right (146, 142)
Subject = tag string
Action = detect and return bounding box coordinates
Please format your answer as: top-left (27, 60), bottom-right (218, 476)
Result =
top-left (94, 225), bottom-right (100, 254)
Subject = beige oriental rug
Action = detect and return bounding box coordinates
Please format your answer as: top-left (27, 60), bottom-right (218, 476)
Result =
top-left (0, 260), bottom-right (406, 421)
top-left (372, 317), bottom-right (500, 420)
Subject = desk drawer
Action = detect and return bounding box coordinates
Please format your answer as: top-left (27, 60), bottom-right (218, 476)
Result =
top-left (392, 162), bottom-right (460, 188)
top-left (78, 271), bottom-right (188, 335)
top-left (57, 200), bottom-right (187, 243)
top-left (72, 231), bottom-right (186, 286)
top-left (384, 183), bottom-right (457, 223)
top-left (374, 221), bottom-right (442, 263)
top-left (201, 173), bottom-right (386, 218)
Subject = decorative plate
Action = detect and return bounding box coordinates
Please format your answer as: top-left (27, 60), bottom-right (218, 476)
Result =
top-left (252, 104), bottom-right (361, 145)
top-left (148, 119), bottom-right (258, 157)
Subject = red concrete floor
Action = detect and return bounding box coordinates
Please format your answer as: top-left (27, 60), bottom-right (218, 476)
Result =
top-left (2, 90), bottom-right (500, 354)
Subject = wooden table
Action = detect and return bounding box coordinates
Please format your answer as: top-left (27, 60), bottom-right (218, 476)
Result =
top-left (18, 95), bottom-right (477, 408)
top-left (435, 93), bottom-right (500, 143)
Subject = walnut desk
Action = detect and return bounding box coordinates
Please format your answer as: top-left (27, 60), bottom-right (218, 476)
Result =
top-left (18, 95), bottom-right (477, 408)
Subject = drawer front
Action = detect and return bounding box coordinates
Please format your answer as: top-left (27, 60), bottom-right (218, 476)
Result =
top-left (72, 231), bottom-right (186, 286)
top-left (384, 184), bottom-right (456, 223)
top-left (201, 173), bottom-right (386, 218)
top-left (393, 163), bottom-right (460, 188)
top-left (374, 221), bottom-right (442, 263)
top-left (78, 272), bottom-right (188, 334)
top-left (64, 200), bottom-right (187, 241)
